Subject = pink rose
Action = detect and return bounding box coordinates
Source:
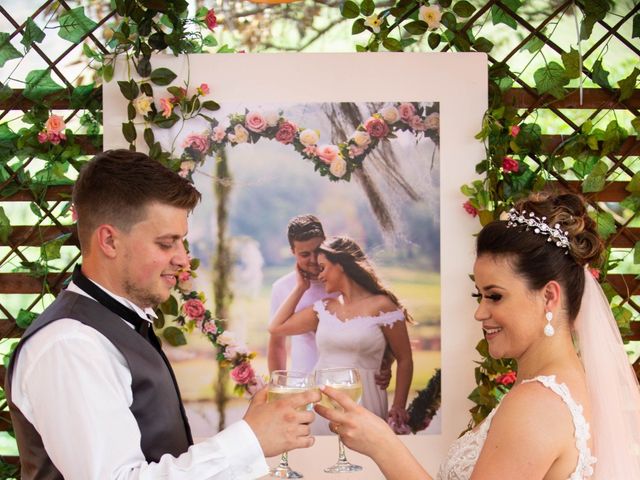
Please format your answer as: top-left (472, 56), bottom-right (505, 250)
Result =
top-left (502, 156), bottom-right (519, 173)
top-left (47, 132), bottom-right (66, 145)
top-left (160, 97), bottom-right (173, 118)
top-left (230, 362), bottom-right (255, 385)
top-left (203, 321), bottom-right (217, 334)
top-left (348, 144), bottom-right (365, 159)
top-left (303, 145), bottom-right (317, 157)
top-left (197, 83), bottom-right (210, 96)
top-left (37, 132), bottom-right (48, 144)
top-left (182, 298), bottom-right (206, 321)
top-left (183, 133), bottom-right (209, 153)
top-left (398, 103), bottom-right (416, 122)
top-left (589, 268), bottom-right (601, 280)
top-left (212, 126), bottom-right (226, 142)
top-left (364, 116), bottom-right (389, 138)
top-left (510, 125), bottom-right (521, 137)
top-left (316, 144), bottom-right (340, 165)
top-left (463, 201), bottom-right (478, 217)
top-left (495, 371), bottom-right (517, 386)
top-left (245, 111), bottom-right (268, 133)
top-left (45, 114), bottom-right (65, 134)
top-left (409, 115), bottom-right (426, 131)
top-left (205, 9), bottom-right (218, 30)
top-left (275, 121), bottom-right (297, 144)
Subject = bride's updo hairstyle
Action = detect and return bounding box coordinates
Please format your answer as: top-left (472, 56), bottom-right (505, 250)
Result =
top-left (476, 192), bottom-right (604, 322)
top-left (318, 236), bottom-right (414, 323)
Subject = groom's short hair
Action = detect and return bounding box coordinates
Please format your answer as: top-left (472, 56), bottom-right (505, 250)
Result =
top-left (287, 214), bottom-right (325, 249)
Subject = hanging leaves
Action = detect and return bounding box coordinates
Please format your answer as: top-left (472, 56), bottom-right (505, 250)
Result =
top-left (533, 62), bottom-right (569, 99)
top-left (20, 18), bottom-right (45, 51)
top-left (0, 32), bottom-right (22, 67)
top-left (58, 7), bottom-right (98, 44)
top-left (23, 69), bottom-right (64, 102)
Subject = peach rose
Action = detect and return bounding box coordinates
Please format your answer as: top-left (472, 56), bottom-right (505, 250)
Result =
top-left (159, 97), bottom-right (173, 118)
top-left (264, 110), bottom-right (280, 127)
top-left (299, 129), bottom-right (320, 146)
top-left (419, 5), bottom-right (442, 30)
top-left (352, 130), bottom-right (371, 147)
top-left (45, 115), bottom-right (65, 134)
top-left (329, 156), bottom-right (347, 178)
top-left (424, 112), bottom-right (439, 130)
top-left (212, 126), bottom-right (226, 143)
top-left (316, 144), bottom-right (340, 165)
top-left (229, 124), bottom-right (249, 144)
top-left (380, 106), bottom-right (400, 124)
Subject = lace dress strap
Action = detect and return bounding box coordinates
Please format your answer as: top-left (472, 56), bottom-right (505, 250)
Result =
top-left (521, 375), bottom-right (596, 479)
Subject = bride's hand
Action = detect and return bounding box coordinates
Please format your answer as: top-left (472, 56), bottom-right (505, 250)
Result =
top-left (314, 386), bottom-right (397, 458)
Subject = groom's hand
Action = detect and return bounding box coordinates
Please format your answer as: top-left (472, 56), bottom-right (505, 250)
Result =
top-left (244, 387), bottom-right (320, 457)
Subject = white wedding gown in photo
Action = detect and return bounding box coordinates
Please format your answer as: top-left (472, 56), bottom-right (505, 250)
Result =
top-left (311, 299), bottom-right (405, 435)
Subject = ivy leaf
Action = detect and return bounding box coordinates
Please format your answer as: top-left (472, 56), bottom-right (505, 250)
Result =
top-left (633, 13), bottom-right (640, 38)
top-left (533, 61), bottom-right (569, 99)
top-left (580, 0), bottom-right (609, 40)
top-left (0, 32), bottom-right (23, 67)
top-left (58, 7), bottom-right (98, 44)
top-left (618, 67), bottom-right (639, 102)
top-left (561, 48), bottom-right (581, 79)
top-left (383, 37), bottom-right (402, 52)
top-left (590, 210), bottom-right (616, 240)
top-left (20, 18), bottom-right (45, 51)
top-left (491, 0), bottom-right (522, 30)
top-left (16, 309), bottom-right (38, 329)
top-left (122, 121), bottom-right (137, 143)
top-left (150, 67), bottom-right (177, 86)
top-left (428, 32), bottom-right (441, 49)
top-left (360, 0), bottom-right (375, 16)
top-left (453, 0), bottom-right (476, 17)
top-left (41, 233), bottom-right (71, 261)
top-left (582, 159), bottom-right (607, 193)
top-left (23, 69), bottom-right (64, 102)
top-left (602, 120), bottom-right (626, 157)
top-left (0, 82), bottom-right (13, 103)
top-left (522, 36), bottom-right (544, 53)
top-left (627, 172), bottom-right (640, 194)
top-left (352, 18), bottom-right (366, 35)
top-left (404, 20), bottom-right (428, 35)
top-left (163, 326), bottom-right (187, 346)
top-left (0, 206), bottom-right (11, 243)
top-left (160, 294), bottom-right (179, 316)
top-left (202, 100), bottom-right (220, 111)
top-left (634, 241), bottom-right (640, 265)
top-left (473, 37), bottom-right (493, 53)
top-left (341, 1), bottom-right (360, 19)
top-left (572, 156), bottom-right (599, 180)
top-left (70, 83), bottom-right (95, 109)
top-left (591, 59), bottom-right (611, 90)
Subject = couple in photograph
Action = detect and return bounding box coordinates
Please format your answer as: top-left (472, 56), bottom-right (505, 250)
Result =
top-left (267, 214), bottom-right (414, 434)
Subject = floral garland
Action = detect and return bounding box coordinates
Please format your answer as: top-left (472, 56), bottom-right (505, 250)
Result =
top-left (176, 102), bottom-right (439, 181)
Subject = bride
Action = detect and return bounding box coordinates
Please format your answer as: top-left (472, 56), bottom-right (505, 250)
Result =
top-left (316, 192), bottom-right (640, 479)
top-left (268, 235), bottom-right (414, 433)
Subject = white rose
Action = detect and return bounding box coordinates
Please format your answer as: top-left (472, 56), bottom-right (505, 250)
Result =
top-left (264, 110), bottom-right (280, 127)
top-left (232, 124), bottom-right (249, 144)
top-left (299, 129), bottom-right (320, 146)
top-left (352, 130), bottom-right (371, 147)
top-left (217, 331), bottom-right (237, 347)
top-left (419, 5), bottom-right (442, 30)
top-left (329, 156), bottom-right (347, 178)
top-left (132, 93), bottom-right (153, 117)
top-left (380, 106), bottom-right (400, 124)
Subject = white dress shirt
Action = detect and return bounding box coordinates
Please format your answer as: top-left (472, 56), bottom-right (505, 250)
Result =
top-left (11, 281), bottom-right (268, 479)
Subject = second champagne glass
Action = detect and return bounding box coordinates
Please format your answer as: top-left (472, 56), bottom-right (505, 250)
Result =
top-left (315, 367), bottom-right (363, 473)
top-left (268, 370), bottom-right (315, 478)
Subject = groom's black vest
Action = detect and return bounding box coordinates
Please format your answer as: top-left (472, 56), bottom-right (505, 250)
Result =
top-left (5, 290), bottom-right (192, 479)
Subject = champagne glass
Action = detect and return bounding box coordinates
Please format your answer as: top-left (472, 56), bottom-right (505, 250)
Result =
top-left (315, 367), bottom-right (363, 473)
top-left (268, 370), bottom-right (315, 478)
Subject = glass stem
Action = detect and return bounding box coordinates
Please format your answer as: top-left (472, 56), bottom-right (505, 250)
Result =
top-left (279, 451), bottom-right (289, 468)
top-left (337, 439), bottom-right (349, 463)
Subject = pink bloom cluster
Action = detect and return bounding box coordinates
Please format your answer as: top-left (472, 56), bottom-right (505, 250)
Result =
top-left (495, 371), bottom-right (517, 386)
top-left (502, 156), bottom-right (519, 173)
top-left (463, 200), bottom-right (478, 217)
top-left (182, 298), bottom-right (206, 322)
top-left (37, 115), bottom-right (67, 145)
top-left (161, 83), bottom-right (210, 119)
top-left (230, 362), bottom-right (255, 385)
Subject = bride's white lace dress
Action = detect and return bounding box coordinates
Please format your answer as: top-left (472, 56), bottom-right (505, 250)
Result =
top-left (437, 375), bottom-right (596, 480)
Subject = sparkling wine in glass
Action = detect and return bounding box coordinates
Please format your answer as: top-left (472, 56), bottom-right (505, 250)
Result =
top-left (268, 370), bottom-right (314, 478)
top-left (315, 367), bottom-right (363, 473)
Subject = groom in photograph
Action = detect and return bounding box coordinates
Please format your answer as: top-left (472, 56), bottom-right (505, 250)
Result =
top-left (268, 214), bottom-right (393, 388)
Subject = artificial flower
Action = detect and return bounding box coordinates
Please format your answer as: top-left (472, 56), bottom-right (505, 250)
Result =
top-left (230, 362), bottom-right (255, 385)
top-left (229, 124), bottom-right (249, 144)
top-left (132, 93), bottom-right (153, 117)
top-left (275, 121), bottom-right (297, 144)
top-left (419, 5), bottom-right (442, 30)
top-left (364, 116), bottom-right (390, 138)
top-left (299, 128), bottom-right (320, 146)
top-left (380, 106), bottom-right (400, 124)
top-left (463, 200), bottom-right (478, 217)
top-left (495, 371), bottom-right (517, 386)
top-left (316, 144), bottom-right (340, 165)
top-left (183, 133), bottom-right (209, 153)
top-left (329, 156), bottom-right (348, 178)
top-left (398, 102), bottom-right (416, 122)
top-left (352, 130), bottom-right (371, 147)
top-left (205, 9), bottom-right (218, 30)
top-left (510, 125), bottom-right (521, 137)
top-left (364, 14), bottom-right (383, 33)
top-left (159, 97), bottom-right (173, 118)
top-left (502, 156), bottom-right (519, 173)
top-left (182, 298), bottom-right (206, 321)
top-left (245, 111), bottom-right (268, 133)
top-left (197, 83), bottom-right (210, 96)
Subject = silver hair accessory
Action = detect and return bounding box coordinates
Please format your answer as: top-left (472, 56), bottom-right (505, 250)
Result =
top-left (506, 208), bottom-right (570, 253)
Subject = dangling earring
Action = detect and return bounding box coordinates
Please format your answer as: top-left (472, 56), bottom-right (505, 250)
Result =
top-left (544, 311), bottom-right (555, 337)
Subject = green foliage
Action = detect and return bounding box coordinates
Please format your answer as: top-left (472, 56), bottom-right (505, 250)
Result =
top-left (21, 18), bottom-right (45, 50)
top-left (0, 32), bottom-right (23, 67)
top-left (58, 7), bottom-right (98, 44)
